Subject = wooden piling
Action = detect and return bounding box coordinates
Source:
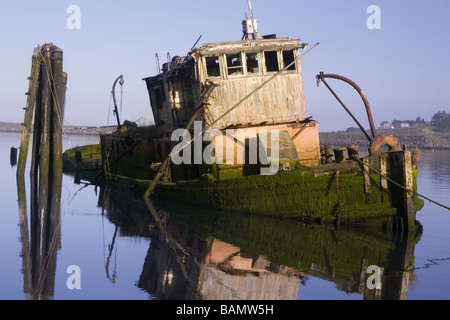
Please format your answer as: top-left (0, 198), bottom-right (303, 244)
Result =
top-left (389, 149), bottom-right (416, 232)
top-left (38, 46), bottom-right (53, 221)
top-left (16, 43), bottom-right (65, 298)
top-left (18, 43), bottom-right (66, 180)
top-left (30, 47), bottom-right (46, 181)
top-left (17, 50), bottom-right (41, 177)
top-left (50, 48), bottom-right (66, 179)
top-left (50, 49), bottom-right (65, 255)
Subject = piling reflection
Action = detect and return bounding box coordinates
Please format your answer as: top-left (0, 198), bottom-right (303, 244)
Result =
top-left (98, 185), bottom-right (423, 300)
top-left (16, 167), bottom-right (62, 300)
top-left (16, 43), bottom-right (65, 300)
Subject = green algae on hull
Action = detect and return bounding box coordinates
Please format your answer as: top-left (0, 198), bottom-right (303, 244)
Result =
top-left (153, 165), bottom-right (420, 224)
top-left (63, 143), bottom-right (423, 229)
top-left (62, 144), bottom-right (102, 174)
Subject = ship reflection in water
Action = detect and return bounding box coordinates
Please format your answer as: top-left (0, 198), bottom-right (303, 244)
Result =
top-left (17, 169), bottom-right (422, 300)
top-left (98, 182), bottom-right (422, 300)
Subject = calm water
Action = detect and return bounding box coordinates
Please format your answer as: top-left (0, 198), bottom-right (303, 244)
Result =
top-left (0, 131), bottom-right (449, 300)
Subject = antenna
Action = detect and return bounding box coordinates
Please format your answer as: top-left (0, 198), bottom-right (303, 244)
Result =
top-left (242, 0), bottom-right (261, 40)
top-left (248, 0), bottom-right (254, 20)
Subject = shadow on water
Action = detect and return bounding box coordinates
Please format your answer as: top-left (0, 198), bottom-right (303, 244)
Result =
top-left (94, 180), bottom-right (423, 300)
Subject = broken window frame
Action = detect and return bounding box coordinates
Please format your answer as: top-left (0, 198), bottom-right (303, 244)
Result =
top-left (203, 48), bottom-right (299, 80)
top-left (245, 52), bottom-right (260, 75)
top-left (282, 49), bottom-right (297, 72)
top-left (264, 50), bottom-right (280, 73)
top-left (226, 52), bottom-right (244, 77)
top-left (205, 55), bottom-right (222, 78)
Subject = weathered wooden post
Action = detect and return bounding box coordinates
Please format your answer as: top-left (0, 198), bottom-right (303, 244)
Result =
top-left (17, 47), bottom-right (41, 177)
top-left (37, 46), bottom-right (53, 221)
top-left (49, 46), bottom-right (65, 261)
top-left (17, 43), bottom-right (66, 179)
top-left (50, 46), bottom-right (66, 179)
top-left (389, 148), bottom-right (416, 232)
top-left (16, 43), bottom-right (66, 299)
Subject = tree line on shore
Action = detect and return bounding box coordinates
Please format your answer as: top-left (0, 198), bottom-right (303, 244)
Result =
top-left (344, 110), bottom-right (450, 132)
top-left (378, 110), bottom-right (450, 131)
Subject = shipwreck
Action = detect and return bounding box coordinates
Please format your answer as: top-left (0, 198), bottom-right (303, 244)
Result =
top-left (63, 1), bottom-right (423, 232)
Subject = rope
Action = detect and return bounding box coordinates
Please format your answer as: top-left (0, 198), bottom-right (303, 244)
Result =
top-left (353, 156), bottom-right (450, 211)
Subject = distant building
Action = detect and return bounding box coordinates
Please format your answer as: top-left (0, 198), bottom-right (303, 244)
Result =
top-left (391, 120), bottom-right (414, 129)
top-left (399, 122), bottom-right (410, 128)
top-left (379, 121), bottom-right (394, 129)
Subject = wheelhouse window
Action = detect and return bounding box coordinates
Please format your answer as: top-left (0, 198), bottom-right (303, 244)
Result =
top-left (282, 50), bottom-right (296, 71)
top-left (226, 53), bottom-right (243, 76)
top-left (206, 56), bottom-right (221, 77)
top-left (246, 52), bottom-right (259, 74)
top-left (264, 51), bottom-right (279, 72)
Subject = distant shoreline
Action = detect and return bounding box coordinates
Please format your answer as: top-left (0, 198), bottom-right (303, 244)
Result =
top-left (0, 121), bottom-right (116, 135)
top-left (2, 121), bottom-right (449, 150)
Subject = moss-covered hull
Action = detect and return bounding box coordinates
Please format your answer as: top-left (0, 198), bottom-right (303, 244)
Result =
top-left (63, 144), bottom-right (102, 171)
top-left (152, 164), bottom-right (421, 225)
top-left (63, 141), bottom-right (423, 229)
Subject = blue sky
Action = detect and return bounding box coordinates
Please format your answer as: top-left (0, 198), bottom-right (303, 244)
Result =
top-left (1, 0), bottom-right (449, 131)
